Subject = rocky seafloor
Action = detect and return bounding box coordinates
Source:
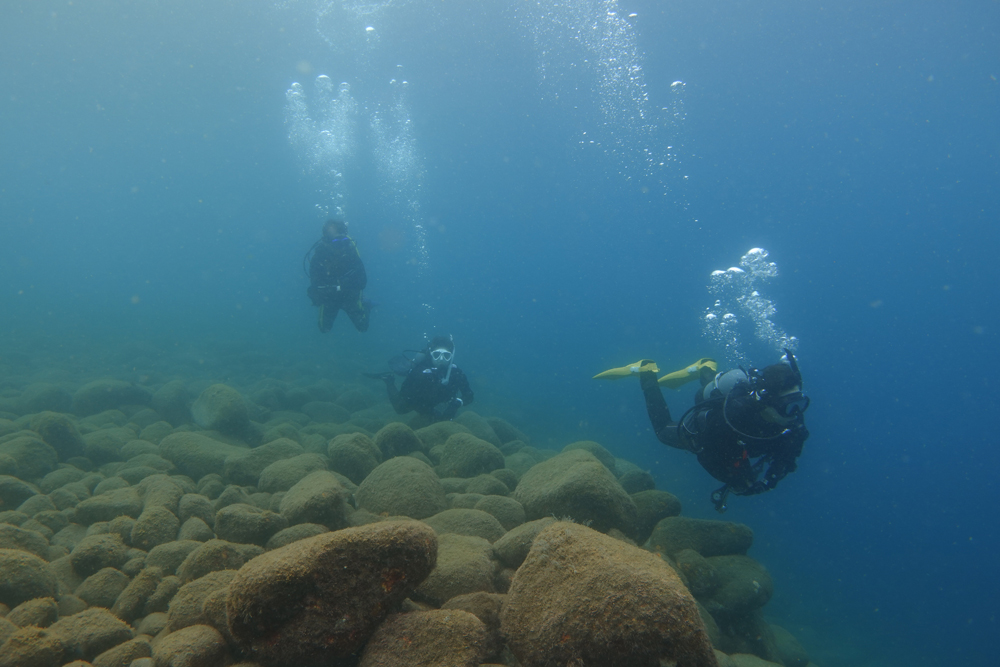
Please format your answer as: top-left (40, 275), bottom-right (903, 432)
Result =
top-left (0, 371), bottom-right (820, 667)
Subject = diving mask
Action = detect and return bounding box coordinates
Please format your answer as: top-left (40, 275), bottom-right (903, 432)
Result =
top-left (772, 390), bottom-right (810, 417)
top-left (430, 348), bottom-right (453, 364)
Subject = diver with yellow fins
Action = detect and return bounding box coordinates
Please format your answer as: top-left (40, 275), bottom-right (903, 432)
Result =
top-left (595, 351), bottom-right (810, 512)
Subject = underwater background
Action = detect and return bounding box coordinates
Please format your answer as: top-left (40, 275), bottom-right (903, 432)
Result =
top-left (1, 1), bottom-right (997, 665)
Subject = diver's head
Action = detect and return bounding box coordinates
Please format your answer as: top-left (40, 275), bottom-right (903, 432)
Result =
top-left (757, 354), bottom-right (809, 420)
top-left (427, 334), bottom-right (455, 369)
top-left (322, 219), bottom-right (348, 239)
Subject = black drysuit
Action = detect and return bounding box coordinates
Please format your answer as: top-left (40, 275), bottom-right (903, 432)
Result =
top-left (388, 359), bottom-right (474, 422)
top-left (641, 371), bottom-right (807, 495)
top-left (306, 235), bottom-right (368, 332)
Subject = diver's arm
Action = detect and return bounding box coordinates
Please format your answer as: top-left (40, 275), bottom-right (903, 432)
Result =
top-left (640, 371), bottom-right (681, 448)
top-left (455, 368), bottom-right (474, 406)
top-left (752, 427), bottom-right (808, 493)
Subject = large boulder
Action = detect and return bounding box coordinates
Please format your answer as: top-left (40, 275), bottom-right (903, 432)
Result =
top-left (0, 625), bottom-right (65, 667)
top-left (453, 411), bottom-right (502, 447)
top-left (701, 555), bottom-right (773, 618)
top-left (435, 433), bottom-right (505, 478)
top-left (278, 470), bottom-right (351, 529)
top-left (70, 534), bottom-right (129, 577)
top-left (501, 522), bottom-right (717, 667)
top-left (191, 384), bottom-right (251, 435)
top-left (48, 607), bottom-right (134, 662)
top-left (29, 411), bottom-right (86, 460)
top-left (150, 380), bottom-right (192, 427)
top-left (72, 379), bottom-right (151, 417)
top-left (0, 475), bottom-right (39, 511)
top-left (423, 508), bottom-right (506, 543)
top-left (645, 517), bottom-right (753, 558)
top-left (373, 422), bottom-right (424, 458)
top-left (327, 433), bottom-right (382, 484)
top-left (159, 432), bottom-right (246, 481)
top-left (18, 383), bottom-right (73, 414)
top-left (82, 428), bottom-right (135, 466)
top-left (512, 449), bottom-right (637, 536)
top-left (151, 623), bottom-right (228, 667)
top-left (357, 609), bottom-right (487, 667)
top-left (0, 436), bottom-right (59, 480)
top-left (414, 533), bottom-right (498, 606)
top-left (632, 489), bottom-right (683, 544)
top-left (356, 456), bottom-right (448, 520)
top-left (226, 520), bottom-right (437, 667)
top-left (0, 548), bottom-right (58, 607)
top-left (223, 438), bottom-right (304, 486)
top-left (257, 453), bottom-right (329, 493)
top-left (74, 487), bottom-right (143, 525)
top-left (214, 503), bottom-right (288, 546)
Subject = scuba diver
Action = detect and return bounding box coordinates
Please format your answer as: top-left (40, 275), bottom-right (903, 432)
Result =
top-left (304, 219), bottom-right (370, 333)
top-left (595, 351), bottom-right (810, 512)
top-left (368, 334), bottom-right (474, 423)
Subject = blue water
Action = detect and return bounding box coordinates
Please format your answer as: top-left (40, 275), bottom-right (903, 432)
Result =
top-left (2, 1), bottom-right (997, 665)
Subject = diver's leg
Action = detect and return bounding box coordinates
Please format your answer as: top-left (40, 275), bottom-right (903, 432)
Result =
top-left (640, 371), bottom-right (683, 449)
top-left (318, 302), bottom-right (339, 332)
top-left (344, 293), bottom-right (370, 332)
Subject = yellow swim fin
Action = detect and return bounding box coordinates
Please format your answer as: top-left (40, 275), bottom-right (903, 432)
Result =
top-left (593, 359), bottom-right (660, 380)
top-left (657, 358), bottom-right (718, 389)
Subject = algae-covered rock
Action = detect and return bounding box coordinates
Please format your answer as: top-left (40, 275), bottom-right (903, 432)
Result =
top-left (48, 607), bottom-right (134, 662)
top-left (111, 566), bottom-right (163, 623)
top-left (474, 495), bottom-right (525, 531)
top-left (702, 555), bottom-right (773, 618)
top-left (436, 433), bottom-right (505, 479)
top-left (151, 380), bottom-right (192, 427)
top-left (492, 517), bottom-right (556, 570)
top-left (71, 534), bottom-right (129, 577)
top-left (92, 636), bottom-right (151, 667)
top-left (454, 411), bottom-right (502, 447)
top-left (178, 517), bottom-right (214, 542)
top-left (771, 625), bottom-right (810, 667)
top-left (501, 522), bottom-right (716, 667)
top-left (0, 475), bottom-right (39, 510)
top-left (440, 591), bottom-right (506, 660)
top-left (301, 400), bottom-right (351, 424)
top-left (0, 625), bottom-right (65, 667)
top-left (72, 379), bottom-right (151, 417)
top-left (414, 421), bottom-right (471, 450)
top-left (19, 383), bottom-right (73, 415)
top-left (151, 623), bottom-right (228, 667)
top-left (74, 486), bottom-right (143, 525)
top-left (356, 456), bottom-right (448, 520)
top-left (645, 516), bottom-right (753, 558)
top-left (0, 523), bottom-right (50, 559)
top-left (0, 549), bottom-right (58, 607)
top-left (513, 449), bottom-right (637, 536)
top-left (167, 570), bottom-right (236, 631)
top-left (423, 508), bottom-right (506, 543)
top-left (561, 440), bottom-right (617, 473)
top-left (159, 432), bottom-right (246, 481)
top-left (30, 411), bottom-right (86, 460)
top-left (413, 533), bottom-right (497, 606)
top-left (176, 539), bottom-right (247, 583)
top-left (632, 489), bottom-right (683, 544)
top-left (373, 421), bottom-right (424, 458)
top-left (357, 609), bottom-right (487, 667)
top-left (82, 428), bottom-right (136, 466)
top-left (265, 523), bottom-right (329, 550)
top-left (191, 384), bottom-right (252, 437)
top-left (0, 435), bottom-right (59, 480)
top-left (327, 432), bottom-right (382, 484)
top-left (130, 506), bottom-right (181, 551)
top-left (485, 417), bottom-right (529, 445)
top-left (6, 596), bottom-right (58, 628)
top-left (226, 520), bottom-right (437, 667)
top-left (465, 473), bottom-right (508, 496)
top-left (257, 453), bottom-right (329, 493)
top-left (75, 567), bottom-right (130, 609)
top-left (620, 468), bottom-right (656, 494)
top-left (214, 503), bottom-right (288, 546)
top-left (278, 470), bottom-right (351, 529)
top-left (223, 438), bottom-right (304, 486)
